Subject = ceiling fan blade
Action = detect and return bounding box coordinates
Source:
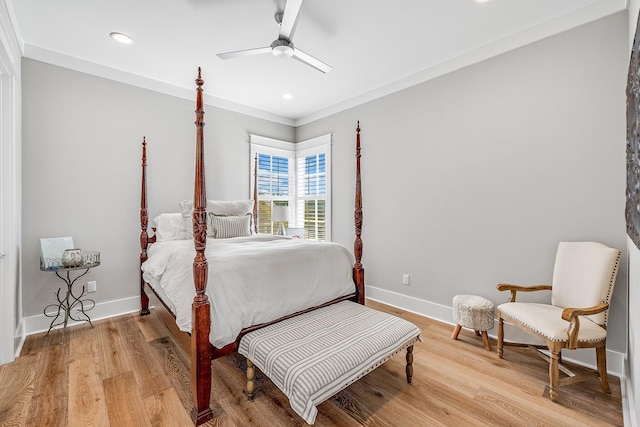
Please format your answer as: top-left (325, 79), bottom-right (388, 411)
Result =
top-left (292, 48), bottom-right (332, 73)
top-left (279, 0), bottom-right (303, 41)
top-left (217, 46), bottom-right (272, 60)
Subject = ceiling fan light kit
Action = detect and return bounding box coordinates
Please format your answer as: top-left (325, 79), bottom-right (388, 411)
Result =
top-left (217, 0), bottom-right (332, 73)
top-left (271, 39), bottom-right (294, 58)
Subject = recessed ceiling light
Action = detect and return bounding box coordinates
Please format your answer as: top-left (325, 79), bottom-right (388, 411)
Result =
top-left (282, 93), bottom-right (293, 100)
top-left (110, 32), bottom-right (133, 44)
top-left (476, 0), bottom-right (490, 3)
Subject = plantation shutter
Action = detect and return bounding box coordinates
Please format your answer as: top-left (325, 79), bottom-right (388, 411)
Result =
top-left (295, 138), bottom-right (331, 242)
top-left (251, 138), bottom-right (295, 235)
top-left (250, 134), bottom-right (331, 241)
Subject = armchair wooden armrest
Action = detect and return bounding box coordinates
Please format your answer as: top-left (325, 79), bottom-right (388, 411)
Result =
top-left (561, 303), bottom-right (608, 349)
top-left (496, 283), bottom-right (552, 302)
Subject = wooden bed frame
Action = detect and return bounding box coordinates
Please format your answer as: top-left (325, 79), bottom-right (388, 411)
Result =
top-left (139, 69), bottom-right (365, 425)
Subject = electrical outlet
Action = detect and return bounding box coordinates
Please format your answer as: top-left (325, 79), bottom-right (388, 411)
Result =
top-left (87, 280), bottom-right (97, 293)
top-left (402, 274), bottom-right (410, 285)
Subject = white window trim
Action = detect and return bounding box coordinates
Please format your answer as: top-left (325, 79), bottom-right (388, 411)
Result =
top-left (250, 134), bottom-right (332, 241)
top-left (250, 136), bottom-right (295, 205)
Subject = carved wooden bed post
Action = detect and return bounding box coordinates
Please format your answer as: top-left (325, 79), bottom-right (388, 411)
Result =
top-left (191, 68), bottom-right (214, 425)
top-left (140, 137), bottom-right (151, 316)
top-left (354, 121), bottom-right (365, 305)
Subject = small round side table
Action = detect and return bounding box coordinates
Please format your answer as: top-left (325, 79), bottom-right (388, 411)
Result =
top-left (41, 257), bottom-right (99, 344)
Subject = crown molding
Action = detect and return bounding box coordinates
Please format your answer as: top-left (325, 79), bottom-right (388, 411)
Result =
top-left (295, 0), bottom-right (628, 126)
top-left (22, 43), bottom-right (296, 127)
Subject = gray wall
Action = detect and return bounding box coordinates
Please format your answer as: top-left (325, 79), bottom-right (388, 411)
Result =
top-left (298, 12), bottom-right (629, 352)
top-left (21, 59), bottom-right (294, 317)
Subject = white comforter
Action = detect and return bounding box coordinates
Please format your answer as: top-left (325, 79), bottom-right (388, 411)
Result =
top-left (141, 235), bottom-right (356, 348)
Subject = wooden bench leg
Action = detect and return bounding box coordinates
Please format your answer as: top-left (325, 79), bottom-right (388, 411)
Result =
top-left (451, 324), bottom-right (462, 340)
top-left (246, 358), bottom-right (255, 400)
top-left (406, 345), bottom-right (414, 384)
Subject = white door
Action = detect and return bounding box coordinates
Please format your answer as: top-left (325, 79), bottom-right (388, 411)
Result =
top-left (0, 63), bottom-right (12, 365)
top-left (0, 40), bottom-right (19, 366)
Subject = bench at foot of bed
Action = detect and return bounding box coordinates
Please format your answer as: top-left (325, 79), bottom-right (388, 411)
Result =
top-left (238, 300), bottom-right (421, 425)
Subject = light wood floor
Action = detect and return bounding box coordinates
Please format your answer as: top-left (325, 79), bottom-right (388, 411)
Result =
top-left (0, 300), bottom-right (623, 426)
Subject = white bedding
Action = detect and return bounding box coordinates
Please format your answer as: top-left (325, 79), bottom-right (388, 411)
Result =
top-left (141, 235), bottom-right (356, 348)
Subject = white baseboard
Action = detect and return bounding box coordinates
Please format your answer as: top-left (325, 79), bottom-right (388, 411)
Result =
top-left (23, 296), bottom-right (141, 336)
top-left (365, 285), bottom-right (625, 378)
top-left (14, 319), bottom-right (25, 359)
top-left (19, 286), bottom-right (627, 379)
top-left (623, 359), bottom-right (638, 427)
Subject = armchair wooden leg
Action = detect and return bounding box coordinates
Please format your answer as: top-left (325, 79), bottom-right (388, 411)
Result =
top-left (596, 345), bottom-right (611, 394)
top-left (497, 317), bottom-right (504, 358)
top-left (549, 344), bottom-right (560, 402)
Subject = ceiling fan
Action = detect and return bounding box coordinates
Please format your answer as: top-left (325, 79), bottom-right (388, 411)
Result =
top-left (217, 0), bottom-right (332, 73)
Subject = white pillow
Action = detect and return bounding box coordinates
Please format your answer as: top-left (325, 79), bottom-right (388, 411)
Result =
top-left (154, 213), bottom-right (188, 241)
top-left (179, 200), bottom-right (254, 238)
top-left (208, 200), bottom-right (254, 216)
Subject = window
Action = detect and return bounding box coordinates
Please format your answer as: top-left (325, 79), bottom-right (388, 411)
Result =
top-left (256, 151), bottom-right (292, 234)
top-left (250, 134), bottom-right (331, 241)
top-left (297, 149), bottom-right (327, 241)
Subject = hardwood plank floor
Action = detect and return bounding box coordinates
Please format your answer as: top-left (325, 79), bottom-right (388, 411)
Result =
top-left (0, 300), bottom-right (623, 426)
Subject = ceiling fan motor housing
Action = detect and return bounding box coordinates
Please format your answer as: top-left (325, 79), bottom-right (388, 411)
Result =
top-left (271, 39), bottom-right (294, 57)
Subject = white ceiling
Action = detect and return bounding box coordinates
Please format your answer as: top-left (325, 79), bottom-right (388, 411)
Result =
top-left (9, 0), bottom-right (627, 126)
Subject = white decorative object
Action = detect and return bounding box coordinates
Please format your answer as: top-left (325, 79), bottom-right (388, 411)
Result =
top-left (61, 248), bottom-right (83, 267)
top-left (286, 227), bottom-right (305, 239)
top-left (40, 236), bottom-right (75, 269)
top-left (40, 236), bottom-right (74, 260)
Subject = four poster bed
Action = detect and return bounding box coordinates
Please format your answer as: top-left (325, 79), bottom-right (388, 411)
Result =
top-left (140, 69), bottom-right (419, 425)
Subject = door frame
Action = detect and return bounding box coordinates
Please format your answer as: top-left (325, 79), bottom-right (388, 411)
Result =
top-left (0, 0), bottom-right (22, 365)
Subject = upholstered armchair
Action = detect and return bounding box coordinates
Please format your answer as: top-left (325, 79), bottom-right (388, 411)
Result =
top-left (496, 242), bottom-right (621, 401)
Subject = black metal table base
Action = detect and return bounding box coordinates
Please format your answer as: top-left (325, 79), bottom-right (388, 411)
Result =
top-left (44, 268), bottom-right (95, 344)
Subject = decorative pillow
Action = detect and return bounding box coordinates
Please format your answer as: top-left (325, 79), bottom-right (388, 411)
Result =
top-left (154, 213), bottom-right (188, 241)
top-left (179, 199), bottom-right (254, 238)
top-left (209, 213), bottom-right (252, 239)
top-left (208, 200), bottom-right (254, 217)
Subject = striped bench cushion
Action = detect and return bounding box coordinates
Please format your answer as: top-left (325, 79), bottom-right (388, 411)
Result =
top-left (238, 301), bottom-right (421, 424)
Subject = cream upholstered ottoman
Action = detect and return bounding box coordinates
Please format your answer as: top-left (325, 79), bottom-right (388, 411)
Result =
top-left (239, 301), bottom-right (421, 425)
top-left (451, 294), bottom-right (495, 351)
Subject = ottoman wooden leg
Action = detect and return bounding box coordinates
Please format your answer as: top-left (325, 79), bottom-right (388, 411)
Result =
top-left (451, 324), bottom-right (462, 340)
top-left (481, 331), bottom-right (491, 351)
